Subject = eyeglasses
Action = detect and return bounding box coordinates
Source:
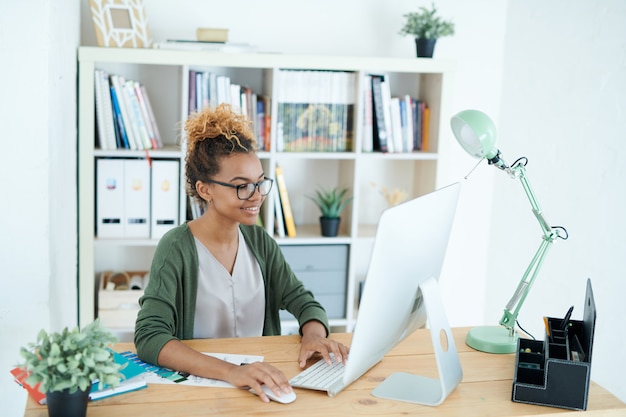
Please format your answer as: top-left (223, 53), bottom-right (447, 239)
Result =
top-left (206, 178), bottom-right (274, 200)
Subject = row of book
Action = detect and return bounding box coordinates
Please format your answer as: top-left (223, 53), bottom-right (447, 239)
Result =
top-left (97, 158), bottom-right (180, 240)
top-left (94, 70), bottom-right (163, 151)
top-left (362, 74), bottom-right (430, 153)
top-left (188, 69), bottom-right (271, 151)
top-left (275, 69), bottom-right (356, 153)
top-left (96, 69), bottom-right (427, 155)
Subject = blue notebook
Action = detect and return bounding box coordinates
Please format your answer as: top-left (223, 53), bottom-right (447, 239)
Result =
top-left (89, 349), bottom-right (148, 401)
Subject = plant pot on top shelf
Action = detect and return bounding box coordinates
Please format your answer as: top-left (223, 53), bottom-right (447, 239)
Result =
top-left (399, 3), bottom-right (455, 58)
top-left (307, 186), bottom-right (353, 238)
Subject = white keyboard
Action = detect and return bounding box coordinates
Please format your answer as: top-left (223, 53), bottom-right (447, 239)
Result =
top-left (289, 355), bottom-right (345, 391)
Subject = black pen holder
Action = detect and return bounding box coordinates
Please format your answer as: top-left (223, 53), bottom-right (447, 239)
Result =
top-left (512, 279), bottom-right (596, 411)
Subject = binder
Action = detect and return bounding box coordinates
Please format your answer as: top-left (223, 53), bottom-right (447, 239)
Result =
top-left (123, 159), bottom-right (151, 238)
top-left (151, 160), bottom-right (180, 239)
top-left (96, 159), bottom-right (125, 238)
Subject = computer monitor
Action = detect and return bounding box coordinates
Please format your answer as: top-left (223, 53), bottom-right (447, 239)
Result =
top-left (329, 182), bottom-right (463, 405)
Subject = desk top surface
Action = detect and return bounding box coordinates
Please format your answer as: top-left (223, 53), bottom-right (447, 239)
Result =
top-left (23, 327), bottom-right (625, 416)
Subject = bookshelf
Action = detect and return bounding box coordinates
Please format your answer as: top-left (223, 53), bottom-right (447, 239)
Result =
top-left (77, 46), bottom-right (455, 336)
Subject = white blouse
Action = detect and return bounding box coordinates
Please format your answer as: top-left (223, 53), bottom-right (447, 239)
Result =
top-left (192, 229), bottom-right (265, 338)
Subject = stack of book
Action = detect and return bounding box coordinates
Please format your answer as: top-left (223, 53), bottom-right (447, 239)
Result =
top-left (361, 73), bottom-right (430, 153)
top-left (187, 70), bottom-right (271, 151)
top-left (94, 69), bottom-right (163, 151)
top-left (11, 349), bottom-right (148, 404)
top-left (275, 69), bottom-right (356, 152)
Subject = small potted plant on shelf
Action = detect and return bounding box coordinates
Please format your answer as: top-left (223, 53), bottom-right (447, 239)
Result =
top-left (307, 186), bottom-right (353, 237)
top-left (18, 319), bottom-right (123, 417)
top-left (399, 2), bottom-right (455, 58)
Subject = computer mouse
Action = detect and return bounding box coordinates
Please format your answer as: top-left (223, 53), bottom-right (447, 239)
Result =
top-left (249, 384), bottom-right (297, 404)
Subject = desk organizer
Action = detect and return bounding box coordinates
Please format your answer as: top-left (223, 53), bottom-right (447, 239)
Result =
top-left (512, 278), bottom-right (596, 411)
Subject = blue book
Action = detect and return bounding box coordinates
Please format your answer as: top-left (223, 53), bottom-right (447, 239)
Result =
top-left (110, 84), bottom-right (129, 149)
top-left (89, 350), bottom-right (148, 401)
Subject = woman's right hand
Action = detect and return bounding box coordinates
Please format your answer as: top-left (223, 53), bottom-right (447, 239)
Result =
top-left (226, 361), bottom-right (293, 403)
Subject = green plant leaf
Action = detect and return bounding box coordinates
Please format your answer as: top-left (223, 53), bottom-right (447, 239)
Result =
top-left (399, 2), bottom-right (455, 39)
top-left (16, 319), bottom-right (122, 393)
top-left (307, 186), bottom-right (353, 218)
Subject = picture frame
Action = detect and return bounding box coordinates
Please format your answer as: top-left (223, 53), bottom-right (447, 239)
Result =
top-left (89, 0), bottom-right (152, 48)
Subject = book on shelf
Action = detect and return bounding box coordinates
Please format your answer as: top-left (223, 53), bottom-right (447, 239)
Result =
top-left (136, 83), bottom-right (163, 149)
top-left (276, 69), bottom-right (355, 152)
top-left (401, 95), bottom-right (414, 152)
top-left (274, 165), bottom-right (296, 237)
top-left (379, 75), bottom-right (395, 152)
top-left (370, 74), bottom-right (389, 153)
top-left (361, 73), bottom-right (374, 153)
top-left (256, 98), bottom-right (266, 151)
top-left (410, 97), bottom-right (421, 151)
top-left (364, 75), bottom-right (430, 154)
top-left (110, 74), bottom-right (140, 150)
top-left (421, 105), bottom-right (431, 151)
top-left (187, 70), bottom-right (266, 143)
top-left (188, 70), bottom-right (197, 114)
top-left (273, 189), bottom-right (286, 238)
top-left (389, 97), bottom-right (404, 153)
top-left (123, 79), bottom-right (152, 149)
top-left (109, 82), bottom-right (129, 149)
top-left (11, 349), bottom-right (147, 404)
top-left (94, 69), bottom-right (117, 150)
top-left (260, 95), bottom-right (271, 151)
top-left (154, 40), bottom-right (257, 54)
top-left (94, 70), bottom-right (161, 150)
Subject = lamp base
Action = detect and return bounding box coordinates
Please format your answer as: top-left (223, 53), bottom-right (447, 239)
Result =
top-left (465, 326), bottom-right (518, 354)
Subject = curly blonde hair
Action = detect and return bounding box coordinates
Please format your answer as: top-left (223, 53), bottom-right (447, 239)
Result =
top-left (184, 103), bottom-right (257, 201)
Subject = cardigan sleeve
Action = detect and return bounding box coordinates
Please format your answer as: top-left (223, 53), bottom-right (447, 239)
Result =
top-left (134, 224), bottom-right (198, 365)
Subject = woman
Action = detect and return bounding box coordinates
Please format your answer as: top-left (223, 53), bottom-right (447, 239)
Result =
top-left (135, 103), bottom-right (348, 402)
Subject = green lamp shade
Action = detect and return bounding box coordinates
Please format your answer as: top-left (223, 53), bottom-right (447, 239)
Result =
top-left (450, 110), bottom-right (499, 160)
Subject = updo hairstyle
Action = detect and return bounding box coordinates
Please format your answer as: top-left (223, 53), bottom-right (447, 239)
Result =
top-left (184, 103), bottom-right (257, 201)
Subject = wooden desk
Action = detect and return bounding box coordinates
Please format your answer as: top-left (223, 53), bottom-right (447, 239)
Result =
top-left (23, 327), bottom-right (625, 416)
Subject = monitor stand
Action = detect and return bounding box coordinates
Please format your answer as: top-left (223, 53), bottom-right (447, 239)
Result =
top-left (371, 277), bottom-right (463, 406)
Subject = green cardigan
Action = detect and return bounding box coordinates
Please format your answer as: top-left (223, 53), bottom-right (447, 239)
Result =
top-left (134, 223), bottom-right (330, 365)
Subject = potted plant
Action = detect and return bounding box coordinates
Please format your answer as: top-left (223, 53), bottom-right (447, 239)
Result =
top-left (18, 319), bottom-right (123, 417)
top-left (399, 3), bottom-right (455, 58)
top-left (307, 186), bottom-right (353, 237)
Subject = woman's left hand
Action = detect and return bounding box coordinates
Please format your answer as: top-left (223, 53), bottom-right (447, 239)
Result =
top-left (298, 321), bottom-right (350, 368)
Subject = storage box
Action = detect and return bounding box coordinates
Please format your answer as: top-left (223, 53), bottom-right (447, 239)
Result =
top-left (97, 270), bottom-right (146, 329)
top-left (196, 27), bottom-right (229, 43)
top-left (512, 279), bottom-right (596, 410)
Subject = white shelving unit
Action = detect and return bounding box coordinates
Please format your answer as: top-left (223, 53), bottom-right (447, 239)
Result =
top-left (77, 46), bottom-right (455, 336)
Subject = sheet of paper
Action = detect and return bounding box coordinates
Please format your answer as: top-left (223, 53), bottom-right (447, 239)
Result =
top-left (120, 351), bottom-right (264, 388)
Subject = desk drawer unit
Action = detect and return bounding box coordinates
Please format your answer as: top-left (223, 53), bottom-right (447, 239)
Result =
top-left (279, 244), bottom-right (348, 320)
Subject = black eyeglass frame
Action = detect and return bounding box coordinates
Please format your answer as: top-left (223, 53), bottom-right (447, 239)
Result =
top-left (206, 177), bottom-right (274, 200)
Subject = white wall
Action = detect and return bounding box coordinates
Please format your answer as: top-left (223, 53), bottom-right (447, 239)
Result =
top-left (1, 1), bottom-right (623, 415)
top-left (492, 0), bottom-right (626, 402)
top-left (0, 1), bottom-right (80, 416)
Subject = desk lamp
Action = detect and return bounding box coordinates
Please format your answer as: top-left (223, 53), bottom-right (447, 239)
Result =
top-left (450, 109), bottom-right (567, 354)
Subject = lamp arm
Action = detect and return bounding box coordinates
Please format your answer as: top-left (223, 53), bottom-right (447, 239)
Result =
top-left (497, 162), bottom-right (562, 333)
